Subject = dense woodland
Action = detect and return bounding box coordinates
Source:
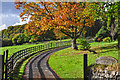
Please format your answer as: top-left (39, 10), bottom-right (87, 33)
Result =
top-left (0, 19), bottom-right (118, 47)
top-left (0, 23), bottom-right (68, 46)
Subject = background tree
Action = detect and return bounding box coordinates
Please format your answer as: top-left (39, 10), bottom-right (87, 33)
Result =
top-left (15, 2), bottom-right (95, 49)
top-left (92, 2), bottom-right (119, 41)
top-left (12, 33), bottom-right (28, 45)
top-left (85, 20), bottom-right (102, 38)
top-left (1, 24), bottom-right (25, 39)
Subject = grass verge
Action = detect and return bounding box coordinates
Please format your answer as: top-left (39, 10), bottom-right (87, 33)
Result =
top-left (48, 41), bottom-right (118, 79)
top-left (0, 39), bottom-right (71, 57)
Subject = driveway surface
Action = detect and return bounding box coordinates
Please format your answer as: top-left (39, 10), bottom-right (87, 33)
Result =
top-left (22, 46), bottom-right (70, 80)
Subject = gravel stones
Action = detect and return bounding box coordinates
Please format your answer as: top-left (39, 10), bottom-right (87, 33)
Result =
top-left (88, 68), bottom-right (120, 80)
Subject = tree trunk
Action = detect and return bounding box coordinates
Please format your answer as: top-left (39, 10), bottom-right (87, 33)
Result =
top-left (111, 36), bottom-right (114, 41)
top-left (71, 38), bottom-right (78, 50)
top-left (111, 34), bottom-right (114, 41)
top-left (110, 16), bottom-right (115, 41)
top-left (110, 24), bottom-right (115, 41)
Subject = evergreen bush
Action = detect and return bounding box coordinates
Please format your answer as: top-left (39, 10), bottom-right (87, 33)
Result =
top-left (78, 39), bottom-right (91, 50)
top-left (103, 37), bottom-right (111, 42)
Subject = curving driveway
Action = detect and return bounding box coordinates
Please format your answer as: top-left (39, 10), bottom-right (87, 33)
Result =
top-left (22, 46), bottom-right (70, 80)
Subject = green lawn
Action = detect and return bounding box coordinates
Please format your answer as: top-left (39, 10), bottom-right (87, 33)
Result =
top-left (48, 41), bottom-right (118, 79)
top-left (0, 43), bottom-right (45, 57)
top-left (0, 39), bottom-right (71, 58)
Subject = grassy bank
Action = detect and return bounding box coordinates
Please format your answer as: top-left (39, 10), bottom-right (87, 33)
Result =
top-left (0, 39), bottom-right (71, 57)
top-left (48, 41), bottom-right (118, 79)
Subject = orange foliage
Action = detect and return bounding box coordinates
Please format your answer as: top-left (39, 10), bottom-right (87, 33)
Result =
top-left (15, 2), bottom-right (95, 39)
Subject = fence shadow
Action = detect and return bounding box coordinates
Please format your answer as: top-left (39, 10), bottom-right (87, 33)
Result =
top-left (12, 53), bottom-right (36, 79)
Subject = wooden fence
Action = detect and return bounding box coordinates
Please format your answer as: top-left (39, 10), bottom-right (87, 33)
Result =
top-left (0, 41), bottom-right (71, 80)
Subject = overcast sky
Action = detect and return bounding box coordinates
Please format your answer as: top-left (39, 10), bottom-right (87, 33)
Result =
top-left (0, 2), bottom-right (30, 31)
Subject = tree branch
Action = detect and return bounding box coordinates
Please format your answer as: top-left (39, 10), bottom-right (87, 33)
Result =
top-left (76, 20), bottom-right (85, 39)
top-left (60, 29), bottom-right (73, 38)
top-left (43, 4), bottom-right (54, 20)
top-left (27, 3), bottom-right (41, 12)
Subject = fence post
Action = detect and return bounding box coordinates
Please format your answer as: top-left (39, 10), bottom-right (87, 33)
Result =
top-left (0, 54), bottom-right (4, 80)
top-left (47, 44), bottom-right (48, 49)
top-left (39, 46), bottom-right (40, 51)
top-left (37, 46), bottom-right (39, 52)
top-left (83, 54), bottom-right (87, 80)
top-left (58, 42), bottom-right (60, 47)
top-left (62, 42), bottom-right (63, 46)
top-left (51, 43), bottom-right (52, 48)
top-left (11, 56), bottom-right (13, 80)
top-left (35, 46), bottom-right (36, 52)
top-left (46, 44), bottom-right (47, 49)
top-left (42, 45), bottom-right (45, 50)
top-left (55, 42), bottom-right (57, 47)
top-left (5, 50), bottom-right (8, 80)
top-left (32, 47), bottom-right (34, 53)
top-left (41, 45), bottom-right (42, 50)
top-left (3, 52), bottom-right (5, 80)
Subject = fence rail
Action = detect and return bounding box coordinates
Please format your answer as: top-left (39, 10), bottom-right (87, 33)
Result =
top-left (1, 41), bottom-right (71, 80)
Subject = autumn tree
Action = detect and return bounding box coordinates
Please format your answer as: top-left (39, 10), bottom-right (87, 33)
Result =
top-left (15, 2), bottom-right (95, 49)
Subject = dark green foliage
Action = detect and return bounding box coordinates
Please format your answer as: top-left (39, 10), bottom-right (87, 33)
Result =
top-left (1, 24), bottom-right (69, 46)
top-left (12, 33), bottom-right (29, 45)
top-left (85, 20), bottom-right (102, 37)
top-left (24, 27), bottom-right (57, 42)
top-left (29, 35), bottom-right (41, 43)
top-left (118, 34), bottom-right (120, 49)
top-left (78, 39), bottom-right (91, 50)
top-left (102, 37), bottom-right (111, 42)
top-left (43, 30), bottom-right (56, 40)
top-left (1, 24), bottom-right (25, 39)
top-left (2, 38), bottom-right (13, 47)
top-left (94, 26), bottom-right (110, 42)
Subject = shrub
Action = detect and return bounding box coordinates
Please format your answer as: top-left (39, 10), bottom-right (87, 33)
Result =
top-left (23, 34), bottom-right (29, 42)
top-left (78, 39), bottom-right (91, 50)
top-left (97, 38), bottom-right (102, 42)
top-left (94, 26), bottom-right (110, 42)
top-left (102, 37), bottom-right (111, 42)
top-left (29, 35), bottom-right (43, 43)
top-left (12, 33), bottom-right (23, 45)
top-left (29, 35), bottom-right (37, 43)
top-left (12, 33), bottom-right (29, 45)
